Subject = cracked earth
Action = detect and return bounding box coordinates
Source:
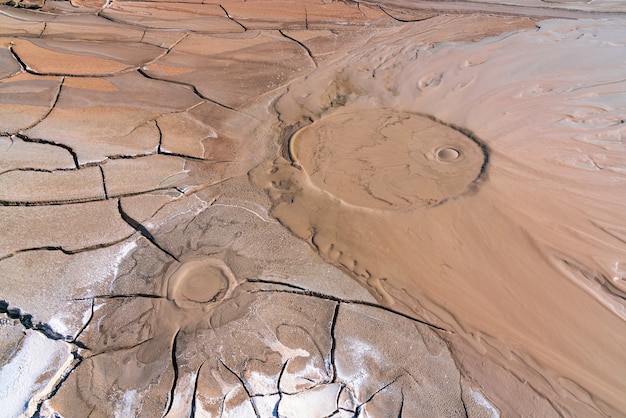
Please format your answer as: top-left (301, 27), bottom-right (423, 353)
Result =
top-left (1, 0), bottom-right (625, 417)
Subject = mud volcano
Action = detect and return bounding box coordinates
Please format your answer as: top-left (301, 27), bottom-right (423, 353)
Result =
top-left (290, 110), bottom-right (487, 210)
top-left (164, 258), bottom-right (234, 309)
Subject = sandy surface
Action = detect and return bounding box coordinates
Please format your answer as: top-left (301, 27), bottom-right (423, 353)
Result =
top-left (0, 0), bottom-right (625, 417)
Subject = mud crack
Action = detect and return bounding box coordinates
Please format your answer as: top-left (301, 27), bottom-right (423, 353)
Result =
top-left (117, 199), bottom-right (179, 262)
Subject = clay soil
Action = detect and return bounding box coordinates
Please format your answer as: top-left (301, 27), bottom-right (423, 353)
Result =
top-left (1, 0), bottom-right (625, 417)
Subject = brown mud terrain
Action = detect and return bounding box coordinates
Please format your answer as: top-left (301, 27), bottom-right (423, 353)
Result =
top-left (0, 0), bottom-right (625, 417)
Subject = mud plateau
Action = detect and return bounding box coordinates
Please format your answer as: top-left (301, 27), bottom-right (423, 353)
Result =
top-left (0, 0), bottom-right (625, 417)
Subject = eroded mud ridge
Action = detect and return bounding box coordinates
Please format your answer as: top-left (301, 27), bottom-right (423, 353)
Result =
top-left (1, 0), bottom-right (625, 417)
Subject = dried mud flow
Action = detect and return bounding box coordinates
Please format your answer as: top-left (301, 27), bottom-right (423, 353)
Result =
top-left (0, 0), bottom-right (625, 417)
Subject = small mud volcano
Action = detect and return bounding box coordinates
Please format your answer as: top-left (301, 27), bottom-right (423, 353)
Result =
top-left (290, 110), bottom-right (487, 211)
top-left (164, 258), bottom-right (235, 309)
top-left (436, 147), bottom-right (461, 161)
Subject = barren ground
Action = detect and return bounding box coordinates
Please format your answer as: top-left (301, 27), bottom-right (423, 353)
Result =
top-left (1, 0), bottom-right (625, 417)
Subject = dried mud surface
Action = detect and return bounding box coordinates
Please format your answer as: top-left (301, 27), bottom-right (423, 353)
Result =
top-left (0, 0), bottom-right (625, 417)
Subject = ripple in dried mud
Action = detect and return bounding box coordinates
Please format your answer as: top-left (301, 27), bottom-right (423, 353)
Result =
top-left (290, 109), bottom-right (487, 211)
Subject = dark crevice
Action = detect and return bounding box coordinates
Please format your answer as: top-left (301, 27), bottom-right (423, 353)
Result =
top-left (165, 32), bottom-right (188, 54)
top-left (189, 362), bottom-right (204, 418)
top-left (156, 119), bottom-right (163, 154)
top-left (354, 376), bottom-right (400, 415)
top-left (320, 383), bottom-right (345, 417)
top-left (270, 380), bottom-right (340, 398)
top-left (0, 184), bottom-right (184, 206)
top-left (137, 33), bottom-right (188, 71)
top-left (248, 287), bottom-right (450, 332)
top-left (0, 70), bottom-right (22, 82)
top-left (106, 151), bottom-right (158, 160)
top-left (22, 70), bottom-right (132, 78)
top-left (38, 21), bottom-right (47, 37)
top-left (46, 76), bottom-right (65, 112)
top-left (163, 328), bottom-right (181, 417)
top-left (2, 181), bottom-right (204, 206)
top-left (117, 199), bottom-right (180, 262)
top-left (136, 68), bottom-right (243, 115)
top-left (99, 165), bottom-right (109, 199)
top-left (245, 278), bottom-right (307, 292)
top-left (24, 76), bottom-right (65, 131)
top-left (0, 299), bottom-right (81, 345)
top-left (71, 298), bottom-right (94, 346)
top-left (248, 391), bottom-right (275, 398)
top-left (31, 350), bottom-right (83, 418)
top-left (304, 6), bottom-right (309, 30)
top-left (219, 360), bottom-right (261, 418)
top-left (73, 293), bottom-right (164, 301)
top-left (106, 152), bottom-right (157, 160)
top-left (323, 409), bottom-right (340, 418)
top-left (84, 406), bottom-right (97, 418)
top-left (459, 374), bottom-right (469, 418)
top-left (15, 133), bottom-right (79, 169)
top-left (273, 361), bottom-right (289, 417)
top-left (108, 146), bottom-right (206, 161)
top-left (377, 6), bottom-right (436, 23)
top-left (0, 197), bottom-right (102, 207)
top-left (397, 388), bottom-right (404, 418)
top-left (7, 44), bottom-right (135, 77)
top-left (219, 4), bottom-right (247, 31)
top-left (0, 167), bottom-right (80, 175)
top-left (278, 30), bottom-right (317, 68)
top-left (159, 150), bottom-right (208, 161)
top-left (329, 303), bottom-right (340, 382)
top-left (251, 391), bottom-right (280, 398)
top-left (96, 10), bottom-right (146, 28)
top-left (8, 44), bottom-right (29, 72)
top-left (335, 383), bottom-right (345, 412)
top-left (0, 236), bottom-right (133, 262)
top-left (0, 167), bottom-right (47, 177)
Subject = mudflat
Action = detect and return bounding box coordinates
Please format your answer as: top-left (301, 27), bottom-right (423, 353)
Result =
top-left (1, 0), bottom-right (625, 417)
